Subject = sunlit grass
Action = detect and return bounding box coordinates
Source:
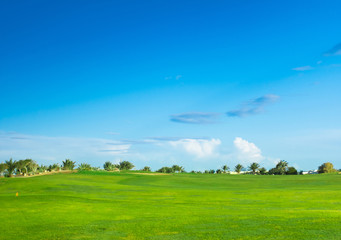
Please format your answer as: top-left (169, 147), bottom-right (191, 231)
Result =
top-left (0, 172), bottom-right (340, 239)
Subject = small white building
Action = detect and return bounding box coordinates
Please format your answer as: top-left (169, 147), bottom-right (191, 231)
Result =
top-left (302, 170), bottom-right (318, 175)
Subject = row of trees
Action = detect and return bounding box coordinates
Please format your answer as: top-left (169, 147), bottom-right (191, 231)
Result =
top-left (151, 161), bottom-right (338, 175)
top-left (155, 165), bottom-right (185, 173)
top-left (0, 158), bottom-right (77, 177)
top-left (1, 158), bottom-right (338, 177)
top-left (103, 161), bottom-right (135, 171)
top-left (154, 161), bottom-right (297, 175)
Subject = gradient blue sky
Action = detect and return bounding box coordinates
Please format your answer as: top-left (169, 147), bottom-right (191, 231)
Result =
top-left (1, 0), bottom-right (341, 171)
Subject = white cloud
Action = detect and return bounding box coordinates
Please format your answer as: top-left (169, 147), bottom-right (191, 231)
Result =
top-left (0, 132), bottom-right (130, 165)
top-left (170, 138), bottom-right (221, 158)
top-left (233, 137), bottom-right (264, 163)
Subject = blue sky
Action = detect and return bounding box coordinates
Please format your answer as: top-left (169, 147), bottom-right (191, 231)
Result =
top-left (1, 0), bottom-right (341, 171)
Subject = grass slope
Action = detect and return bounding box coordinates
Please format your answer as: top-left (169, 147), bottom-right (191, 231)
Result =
top-left (0, 172), bottom-right (340, 239)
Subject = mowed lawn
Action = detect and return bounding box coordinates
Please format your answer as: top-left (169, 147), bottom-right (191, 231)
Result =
top-left (0, 172), bottom-right (340, 239)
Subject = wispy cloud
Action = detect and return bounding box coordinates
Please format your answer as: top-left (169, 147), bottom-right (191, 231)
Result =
top-left (292, 65), bottom-right (314, 71)
top-left (147, 136), bottom-right (210, 141)
top-left (227, 94), bottom-right (279, 117)
top-left (106, 131), bottom-right (120, 135)
top-left (170, 112), bottom-right (221, 124)
top-left (164, 75), bottom-right (182, 80)
top-left (324, 42), bottom-right (341, 56)
top-left (171, 94), bottom-right (279, 123)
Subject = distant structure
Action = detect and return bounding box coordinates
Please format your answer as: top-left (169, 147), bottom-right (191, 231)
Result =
top-left (302, 170), bottom-right (318, 175)
top-left (229, 171), bottom-right (248, 175)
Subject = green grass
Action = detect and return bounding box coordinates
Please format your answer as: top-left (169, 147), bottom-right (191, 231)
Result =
top-left (0, 172), bottom-right (340, 239)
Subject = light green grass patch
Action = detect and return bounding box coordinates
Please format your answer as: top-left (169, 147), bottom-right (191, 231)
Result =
top-left (0, 172), bottom-right (340, 239)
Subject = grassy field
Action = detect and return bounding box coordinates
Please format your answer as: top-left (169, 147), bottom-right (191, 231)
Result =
top-left (0, 172), bottom-right (340, 239)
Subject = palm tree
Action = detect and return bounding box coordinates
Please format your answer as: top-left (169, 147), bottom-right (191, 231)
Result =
top-left (24, 159), bottom-right (34, 175)
top-left (16, 160), bottom-right (27, 176)
top-left (172, 165), bottom-right (180, 173)
top-left (78, 163), bottom-right (92, 171)
top-left (249, 162), bottom-right (260, 175)
top-left (0, 163), bottom-right (8, 177)
top-left (62, 159), bottom-right (76, 170)
top-left (103, 161), bottom-right (114, 171)
top-left (222, 165), bottom-right (229, 173)
top-left (5, 158), bottom-right (17, 177)
top-left (235, 164), bottom-right (243, 174)
top-left (48, 163), bottom-right (60, 172)
top-left (276, 160), bottom-right (288, 175)
top-left (39, 165), bottom-right (48, 173)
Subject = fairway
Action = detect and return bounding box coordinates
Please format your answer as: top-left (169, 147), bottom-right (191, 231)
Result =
top-left (1, 172), bottom-right (340, 239)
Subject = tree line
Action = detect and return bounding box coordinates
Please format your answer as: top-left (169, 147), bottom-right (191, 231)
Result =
top-left (0, 158), bottom-right (338, 178)
top-left (0, 158), bottom-right (77, 177)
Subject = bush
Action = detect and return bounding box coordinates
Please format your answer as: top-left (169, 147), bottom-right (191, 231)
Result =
top-left (78, 163), bottom-right (92, 171)
top-left (156, 167), bottom-right (173, 173)
top-left (48, 163), bottom-right (60, 172)
top-left (142, 166), bottom-right (151, 172)
top-left (286, 167), bottom-right (298, 175)
top-left (117, 161), bottom-right (134, 170)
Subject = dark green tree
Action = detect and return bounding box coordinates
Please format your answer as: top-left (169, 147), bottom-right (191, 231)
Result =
top-left (286, 167), bottom-right (298, 175)
top-left (16, 160), bottom-right (28, 175)
top-left (118, 161), bottom-right (134, 170)
top-left (276, 160), bottom-right (288, 175)
top-left (235, 164), bottom-right (243, 174)
top-left (5, 158), bottom-right (17, 177)
top-left (259, 167), bottom-right (267, 175)
top-left (103, 161), bottom-right (115, 171)
top-left (48, 163), bottom-right (60, 172)
top-left (172, 165), bottom-right (182, 173)
top-left (249, 162), bottom-right (260, 174)
top-left (27, 160), bottom-right (38, 174)
top-left (268, 167), bottom-right (280, 175)
top-left (78, 163), bottom-right (92, 171)
top-left (62, 159), bottom-right (76, 170)
top-left (0, 163), bottom-right (8, 176)
top-left (23, 159), bottom-right (35, 175)
top-left (142, 166), bottom-right (151, 172)
top-left (222, 165), bottom-right (229, 173)
top-left (318, 162), bottom-right (336, 173)
top-left (157, 167), bottom-right (173, 173)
